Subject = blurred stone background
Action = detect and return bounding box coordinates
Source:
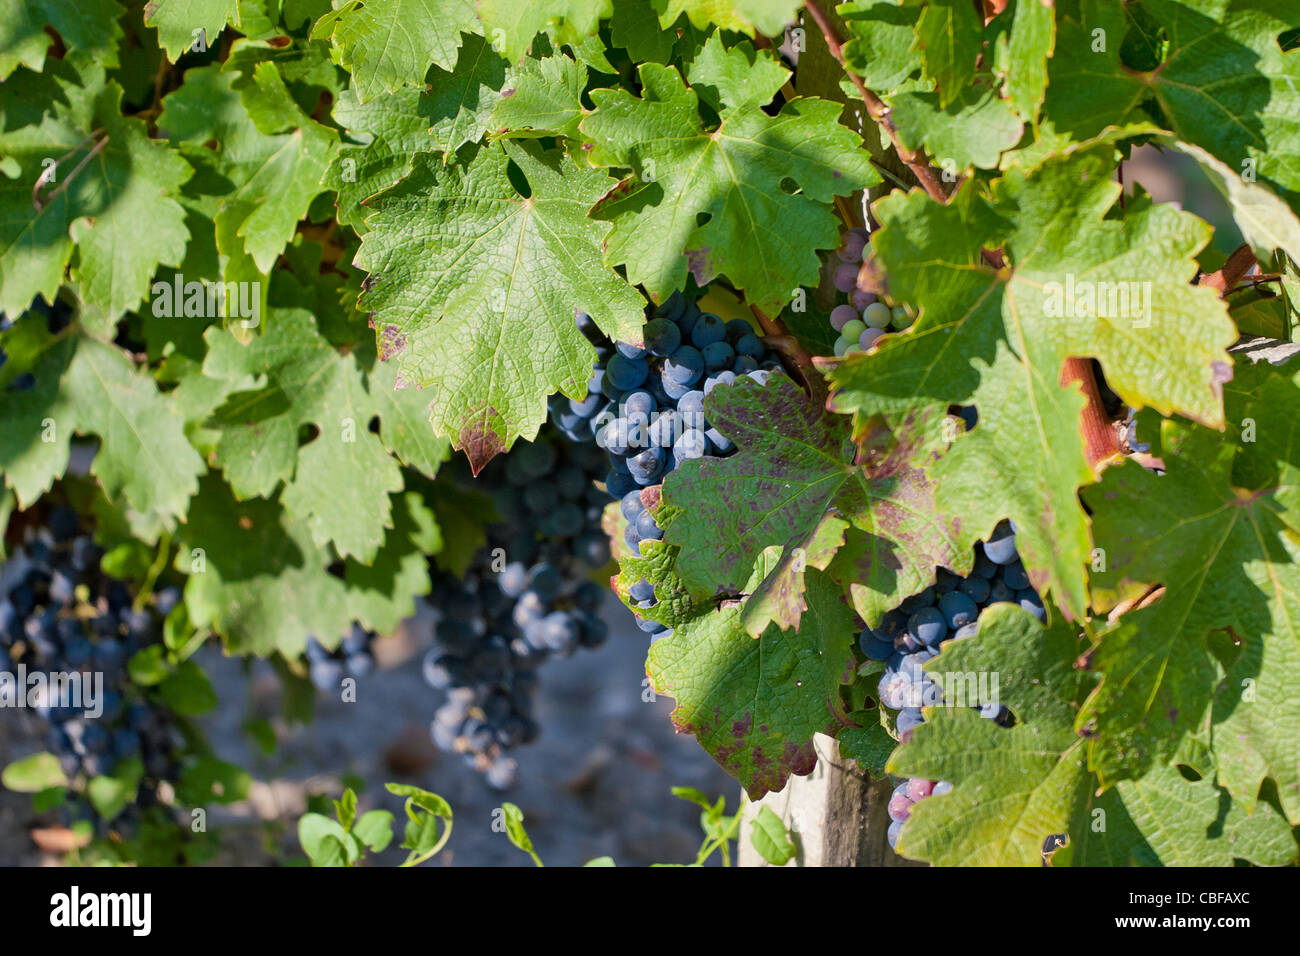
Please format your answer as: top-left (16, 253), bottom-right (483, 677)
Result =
top-left (0, 593), bottom-right (736, 867)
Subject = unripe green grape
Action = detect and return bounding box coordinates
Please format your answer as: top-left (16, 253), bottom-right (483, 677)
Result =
top-left (841, 318), bottom-right (866, 341)
top-left (891, 305), bottom-right (913, 328)
top-left (833, 336), bottom-right (853, 357)
top-left (863, 302), bottom-right (892, 329)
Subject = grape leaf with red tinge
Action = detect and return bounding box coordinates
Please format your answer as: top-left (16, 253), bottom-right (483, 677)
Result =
top-left (648, 558), bottom-right (854, 799)
top-left (828, 146), bottom-right (1236, 621)
top-left (662, 372), bottom-right (963, 635)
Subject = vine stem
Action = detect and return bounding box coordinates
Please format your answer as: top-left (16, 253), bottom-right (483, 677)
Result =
top-left (801, 0), bottom-right (949, 204)
top-left (750, 304), bottom-right (822, 397)
top-left (1199, 243), bottom-right (1258, 296)
top-left (1061, 358), bottom-right (1119, 468)
top-left (982, 237), bottom-right (1119, 470)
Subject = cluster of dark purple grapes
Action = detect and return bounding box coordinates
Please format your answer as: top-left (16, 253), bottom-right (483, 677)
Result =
top-left (305, 624), bottom-right (376, 689)
top-left (858, 519), bottom-right (1043, 851)
top-left (420, 431), bottom-right (611, 789)
top-left (552, 294), bottom-right (780, 644)
top-left (0, 507), bottom-right (180, 821)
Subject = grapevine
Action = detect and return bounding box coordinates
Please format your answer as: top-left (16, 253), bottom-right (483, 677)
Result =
top-left (0, 0), bottom-right (1297, 876)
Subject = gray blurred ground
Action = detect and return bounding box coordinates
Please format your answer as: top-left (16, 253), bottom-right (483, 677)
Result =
top-left (0, 594), bottom-right (735, 867)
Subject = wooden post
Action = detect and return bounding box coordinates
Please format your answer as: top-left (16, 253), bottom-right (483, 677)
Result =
top-left (738, 733), bottom-right (925, 867)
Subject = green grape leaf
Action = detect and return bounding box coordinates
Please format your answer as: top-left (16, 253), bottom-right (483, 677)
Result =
top-left (836, 714), bottom-right (895, 777)
top-left (913, 0), bottom-right (983, 107)
top-left (309, 0), bottom-right (479, 102)
top-left (1044, 0), bottom-right (1300, 208)
top-left (0, 80), bottom-right (191, 327)
top-left (326, 85), bottom-right (433, 232)
top-left (327, 35), bottom-right (507, 230)
top-left (0, 0), bottom-right (124, 79)
top-left (1084, 359), bottom-right (1300, 819)
top-left (215, 61), bottom-right (338, 274)
top-left (420, 32), bottom-right (509, 153)
top-left (1068, 764), bottom-right (1297, 867)
top-left (580, 34), bottom-right (877, 311)
top-left (479, 0), bottom-right (610, 63)
top-left (647, 565), bottom-right (854, 799)
top-left (662, 372), bottom-right (963, 635)
top-left (891, 566), bottom-right (1291, 865)
top-left (991, 0), bottom-right (1055, 123)
top-left (611, 0), bottom-right (677, 64)
top-left (145, 0), bottom-right (239, 61)
top-left (202, 309), bottom-right (408, 562)
top-left (888, 84), bottom-right (1023, 171)
top-left (179, 476), bottom-right (435, 656)
top-left (653, 0), bottom-right (802, 37)
top-left (889, 604), bottom-right (1097, 865)
top-left (157, 659), bottom-right (218, 716)
top-left (0, 327), bottom-right (204, 527)
top-left (355, 139), bottom-right (644, 472)
top-left (609, 494), bottom-right (712, 630)
top-left (492, 53), bottom-right (588, 140)
top-left (828, 146), bottom-right (1235, 621)
top-left (839, 0), bottom-right (924, 92)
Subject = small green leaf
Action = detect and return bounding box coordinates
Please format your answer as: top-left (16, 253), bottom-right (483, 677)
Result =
top-left (243, 719), bottom-right (276, 756)
top-left (299, 813), bottom-right (352, 865)
top-left (87, 759), bottom-right (143, 821)
top-left (158, 660), bottom-right (217, 716)
top-left (2, 753), bottom-right (68, 792)
top-left (354, 810), bottom-right (395, 853)
top-left (334, 788), bottom-right (358, 831)
top-left (670, 786), bottom-right (714, 811)
top-left (127, 645), bottom-right (170, 687)
top-left (501, 802), bottom-right (542, 865)
top-left (749, 805), bottom-right (796, 865)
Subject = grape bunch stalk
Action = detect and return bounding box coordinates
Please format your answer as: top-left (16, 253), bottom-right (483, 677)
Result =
top-left (858, 520), bottom-right (1043, 851)
top-left (420, 429), bottom-right (612, 789)
top-left (0, 506), bottom-right (181, 830)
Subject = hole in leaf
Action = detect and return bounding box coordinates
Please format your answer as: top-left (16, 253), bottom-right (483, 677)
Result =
top-left (694, 211), bottom-right (711, 227)
top-left (505, 157), bottom-right (532, 198)
top-left (1280, 28), bottom-right (1300, 52)
top-left (1176, 763), bottom-right (1203, 782)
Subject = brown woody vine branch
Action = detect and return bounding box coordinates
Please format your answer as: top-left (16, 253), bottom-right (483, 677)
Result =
top-left (1199, 243), bottom-right (1258, 296)
top-left (1061, 358), bottom-right (1120, 468)
top-left (804, 0), bottom-right (1121, 471)
top-left (750, 304), bottom-right (822, 397)
top-left (801, 0), bottom-right (949, 204)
